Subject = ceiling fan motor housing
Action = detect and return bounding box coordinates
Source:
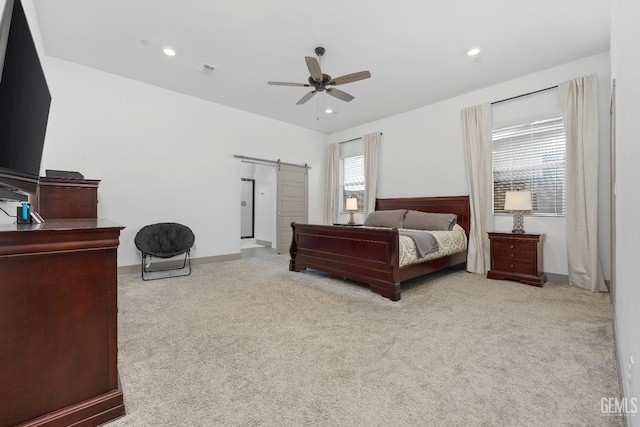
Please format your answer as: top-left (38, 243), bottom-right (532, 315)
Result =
top-left (308, 74), bottom-right (332, 91)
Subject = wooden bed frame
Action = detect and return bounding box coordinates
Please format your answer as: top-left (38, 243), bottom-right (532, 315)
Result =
top-left (289, 195), bottom-right (470, 301)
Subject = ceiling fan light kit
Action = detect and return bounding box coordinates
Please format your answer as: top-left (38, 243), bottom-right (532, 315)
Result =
top-left (268, 47), bottom-right (371, 105)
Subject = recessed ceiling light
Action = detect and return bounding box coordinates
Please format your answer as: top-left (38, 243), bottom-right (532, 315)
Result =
top-left (325, 108), bottom-right (333, 114)
top-left (163, 47), bottom-right (177, 57)
top-left (467, 48), bottom-right (481, 57)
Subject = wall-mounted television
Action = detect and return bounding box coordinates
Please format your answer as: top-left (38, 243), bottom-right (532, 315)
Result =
top-left (0, 0), bottom-right (51, 198)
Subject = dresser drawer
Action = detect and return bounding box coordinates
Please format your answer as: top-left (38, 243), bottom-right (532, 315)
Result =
top-left (493, 258), bottom-right (536, 275)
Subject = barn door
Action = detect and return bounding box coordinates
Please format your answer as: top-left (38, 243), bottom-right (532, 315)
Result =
top-left (276, 164), bottom-right (308, 254)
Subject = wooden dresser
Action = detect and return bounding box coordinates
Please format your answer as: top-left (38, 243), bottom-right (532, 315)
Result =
top-left (0, 178), bottom-right (126, 427)
top-left (487, 232), bottom-right (546, 287)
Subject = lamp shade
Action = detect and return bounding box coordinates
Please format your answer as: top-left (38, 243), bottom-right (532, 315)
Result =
top-left (346, 198), bottom-right (358, 211)
top-left (504, 191), bottom-right (532, 211)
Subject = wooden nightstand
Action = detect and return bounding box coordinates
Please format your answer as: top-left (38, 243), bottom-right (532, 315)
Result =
top-left (487, 232), bottom-right (546, 287)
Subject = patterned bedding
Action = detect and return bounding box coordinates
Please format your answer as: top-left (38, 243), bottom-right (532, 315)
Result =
top-left (398, 224), bottom-right (467, 267)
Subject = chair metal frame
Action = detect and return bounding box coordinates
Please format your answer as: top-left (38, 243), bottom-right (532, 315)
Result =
top-left (140, 250), bottom-right (192, 281)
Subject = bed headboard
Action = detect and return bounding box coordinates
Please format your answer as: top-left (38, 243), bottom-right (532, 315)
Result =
top-left (375, 195), bottom-right (471, 236)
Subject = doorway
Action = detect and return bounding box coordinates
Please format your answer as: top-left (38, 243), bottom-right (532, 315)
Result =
top-left (240, 161), bottom-right (277, 257)
top-left (240, 178), bottom-right (255, 239)
top-left (238, 158), bottom-right (309, 257)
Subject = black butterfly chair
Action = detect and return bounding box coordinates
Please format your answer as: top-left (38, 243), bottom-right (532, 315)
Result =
top-left (134, 223), bottom-right (195, 281)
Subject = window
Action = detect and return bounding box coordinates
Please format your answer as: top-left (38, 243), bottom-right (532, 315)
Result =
top-left (340, 154), bottom-right (365, 212)
top-left (492, 116), bottom-right (566, 215)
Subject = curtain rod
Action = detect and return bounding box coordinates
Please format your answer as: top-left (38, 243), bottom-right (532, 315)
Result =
top-left (233, 155), bottom-right (311, 169)
top-left (491, 85), bottom-right (558, 105)
top-left (338, 132), bottom-right (383, 144)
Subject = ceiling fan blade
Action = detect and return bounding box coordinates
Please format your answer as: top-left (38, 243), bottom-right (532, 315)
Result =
top-left (305, 56), bottom-right (323, 82)
top-left (297, 90), bottom-right (317, 105)
top-left (268, 81), bottom-right (311, 87)
top-left (326, 88), bottom-right (354, 102)
top-left (329, 70), bottom-right (371, 86)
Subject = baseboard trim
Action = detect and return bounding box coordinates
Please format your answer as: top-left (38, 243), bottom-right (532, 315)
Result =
top-left (545, 273), bottom-right (569, 284)
top-left (117, 253), bottom-right (241, 275)
top-left (256, 239), bottom-right (272, 248)
top-left (613, 312), bottom-right (629, 427)
top-left (544, 273), bottom-right (612, 290)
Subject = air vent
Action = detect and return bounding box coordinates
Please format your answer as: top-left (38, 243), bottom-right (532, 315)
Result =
top-left (198, 63), bottom-right (218, 74)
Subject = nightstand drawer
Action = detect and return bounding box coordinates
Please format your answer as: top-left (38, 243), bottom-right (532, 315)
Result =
top-left (493, 249), bottom-right (536, 263)
top-left (492, 240), bottom-right (535, 255)
top-left (493, 258), bottom-right (535, 275)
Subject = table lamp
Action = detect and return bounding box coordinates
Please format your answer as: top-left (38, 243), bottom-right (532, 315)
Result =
top-left (504, 190), bottom-right (532, 233)
top-left (346, 198), bottom-right (358, 225)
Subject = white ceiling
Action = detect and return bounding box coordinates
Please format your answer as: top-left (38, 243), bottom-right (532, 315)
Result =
top-left (33, 0), bottom-right (611, 135)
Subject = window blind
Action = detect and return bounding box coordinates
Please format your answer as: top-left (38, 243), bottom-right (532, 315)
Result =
top-left (341, 154), bottom-right (365, 212)
top-left (492, 117), bottom-right (566, 215)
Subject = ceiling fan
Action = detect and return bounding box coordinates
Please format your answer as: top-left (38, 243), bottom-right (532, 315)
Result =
top-left (268, 47), bottom-right (371, 105)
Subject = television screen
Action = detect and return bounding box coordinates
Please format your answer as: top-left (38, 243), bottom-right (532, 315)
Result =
top-left (0, 0), bottom-right (14, 81)
top-left (0, 0), bottom-right (51, 196)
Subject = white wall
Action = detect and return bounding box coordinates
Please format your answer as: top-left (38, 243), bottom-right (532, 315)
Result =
top-left (38, 57), bottom-right (326, 267)
top-left (328, 52), bottom-right (611, 278)
top-left (611, 0), bottom-right (640, 420)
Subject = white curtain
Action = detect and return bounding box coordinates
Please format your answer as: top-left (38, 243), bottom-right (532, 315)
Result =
top-left (324, 143), bottom-right (340, 225)
top-left (559, 74), bottom-right (606, 292)
top-left (461, 104), bottom-right (493, 274)
top-left (363, 132), bottom-right (381, 217)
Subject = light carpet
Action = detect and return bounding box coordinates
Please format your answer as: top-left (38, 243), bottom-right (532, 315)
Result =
top-left (110, 255), bottom-right (622, 427)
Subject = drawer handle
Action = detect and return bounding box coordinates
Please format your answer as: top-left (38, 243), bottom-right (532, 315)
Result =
top-left (510, 245), bottom-right (514, 249)
top-left (510, 264), bottom-right (514, 269)
top-left (510, 254), bottom-right (515, 258)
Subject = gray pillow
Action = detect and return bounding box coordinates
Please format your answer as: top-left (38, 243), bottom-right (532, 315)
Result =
top-left (403, 210), bottom-right (457, 231)
top-left (363, 209), bottom-right (407, 228)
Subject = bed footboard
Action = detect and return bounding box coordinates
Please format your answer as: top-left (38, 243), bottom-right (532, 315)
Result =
top-left (289, 223), bottom-right (402, 301)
